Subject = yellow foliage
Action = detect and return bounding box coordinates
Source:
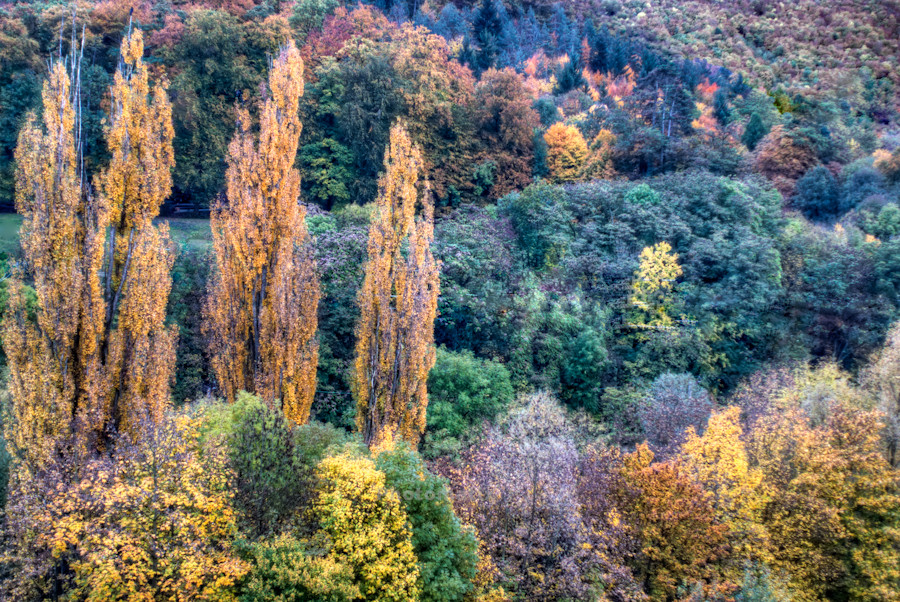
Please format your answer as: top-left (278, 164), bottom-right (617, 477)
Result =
top-left (3, 29), bottom-right (176, 467)
top-left (205, 40), bottom-right (320, 424)
top-left (581, 129), bottom-right (617, 180)
top-left (4, 412), bottom-right (248, 601)
top-left (315, 452), bottom-right (420, 601)
top-left (681, 406), bottom-right (770, 569)
top-left (630, 241), bottom-right (683, 328)
top-left (353, 123), bottom-right (440, 449)
top-left (543, 122), bottom-right (588, 184)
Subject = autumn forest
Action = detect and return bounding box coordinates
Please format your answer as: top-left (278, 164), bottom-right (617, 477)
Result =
top-left (0, 0), bottom-right (899, 600)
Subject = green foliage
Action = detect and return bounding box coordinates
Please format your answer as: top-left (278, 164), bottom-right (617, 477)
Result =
top-left (223, 393), bottom-right (313, 538)
top-left (290, 0), bottom-right (340, 40)
top-left (500, 181), bottom-right (573, 269)
top-left (560, 328), bottom-right (610, 413)
top-left (238, 534), bottom-right (360, 602)
top-left (426, 347), bottom-right (514, 440)
top-left (300, 138), bottom-right (354, 210)
top-left (160, 9), bottom-right (288, 206)
top-left (168, 248), bottom-right (212, 404)
top-left (742, 113), bottom-right (769, 151)
top-left (624, 183), bottom-right (661, 206)
top-left (375, 445), bottom-right (479, 602)
top-left (794, 166), bottom-right (839, 219)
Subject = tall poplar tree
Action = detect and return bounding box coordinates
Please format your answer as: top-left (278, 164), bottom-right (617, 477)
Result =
top-left (353, 123), bottom-right (440, 449)
top-left (205, 41), bottom-right (320, 424)
top-left (2, 27), bottom-right (177, 466)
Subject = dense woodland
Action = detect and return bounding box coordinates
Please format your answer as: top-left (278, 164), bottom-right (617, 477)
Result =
top-left (0, 0), bottom-right (900, 600)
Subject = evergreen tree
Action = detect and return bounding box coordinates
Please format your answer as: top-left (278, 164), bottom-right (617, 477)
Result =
top-left (555, 53), bottom-right (587, 94)
top-left (742, 112), bottom-right (769, 151)
top-left (471, 0), bottom-right (501, 73)
top-left (713, 88), bottom-right (731, 125)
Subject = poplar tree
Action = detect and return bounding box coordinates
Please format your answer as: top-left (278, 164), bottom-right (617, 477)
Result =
top-left (91, 28), bottom-right (177, 439)
top-left (205, 41), bottom-right (321, 424)
top-left (353, 123), bottom-right (440, 449)
top-left (2, 27), bottom-right (177, 466)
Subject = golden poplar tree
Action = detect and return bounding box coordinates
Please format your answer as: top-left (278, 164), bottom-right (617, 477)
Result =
top-left (353, 123), bottom-right (440, 449)
top-left (205, 41), bottom-right (320, 424)
top-left (90, 28), bottom-right (177, 439)
top-left (2, 28), bottom-right (177, 466)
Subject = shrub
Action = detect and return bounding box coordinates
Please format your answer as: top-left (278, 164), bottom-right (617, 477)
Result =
top-left (314, 452), bottom-right (421, 601)
top-left (426, 348), bottom-right (514, 439)
top-left (376, 445), bottom-right (478, 602)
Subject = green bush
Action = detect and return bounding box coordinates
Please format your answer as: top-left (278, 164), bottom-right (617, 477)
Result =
top-left (427, 347), bottom-right (514, 439)
top-left (376, 445), bottom-right (478, 602)
top-left (223, 393), bottom-right (314, 537)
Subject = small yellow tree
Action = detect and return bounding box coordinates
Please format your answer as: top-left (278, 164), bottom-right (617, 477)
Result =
top-left (681, 406), bottom-right (770, 569)
top-left (630, 241), bottom-right (683, 328)
top-left (543, 122), bottom-right (588, 183)
top-left (581, 129), bottom-right (616, 180)
top-left (205, 41), bottom-right (320, 424)
top-left (315, 452), bottom-right (421, 601)
top-left (353, 123), bottom-right (440, 449)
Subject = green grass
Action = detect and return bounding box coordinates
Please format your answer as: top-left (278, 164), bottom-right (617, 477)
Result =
top-left (0, 213), bottom-right (212, 257)
top-left (0, 214), bottom-right (22, 258)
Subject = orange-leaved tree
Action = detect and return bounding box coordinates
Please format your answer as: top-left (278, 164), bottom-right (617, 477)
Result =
top-left (204, 40), bottom-right (320, 424)
top-left (2, 27), bottom-right (176, 467)
top-left (90, 27), bottom-right (177, 440)
top-left (353, 123), bottom-right (440, 449)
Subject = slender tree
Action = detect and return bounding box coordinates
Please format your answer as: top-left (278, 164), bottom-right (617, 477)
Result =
top-left (205, 40), bottom-right (320, 424)
top-left (2, 26), bottom-right (176, 467)
top-left (91, 28), bottom-right (177, 439)
top-left (353, 123), bottom-right (440, 449)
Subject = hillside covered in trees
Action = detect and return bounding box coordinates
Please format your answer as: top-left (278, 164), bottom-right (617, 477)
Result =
top-left (0, 0), bottom-right (899, 600)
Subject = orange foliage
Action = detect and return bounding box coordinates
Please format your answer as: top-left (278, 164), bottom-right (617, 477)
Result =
top-left (695, 78), bottom-right (719, 102)
top-left (92, 28), bottom-right (177, 440)
top-left (353, 123), bottom-right (440, 449)
top-left (3, 29), bottom-right (177, 467)
top-left (754, 125), bottom-right (819, 197)
top-left (543, 122), bottom-right (588, 183)
top-left (205, 41), bottom-right (320, 424)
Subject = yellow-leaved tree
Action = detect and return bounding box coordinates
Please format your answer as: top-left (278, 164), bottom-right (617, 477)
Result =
top-left (543, 122), bottom-right (588, 183)
top-left (90, 28), bottom-right (177, 440)
top-left (315, 452), bottom-right (421, 601)
top-left (2, 27), bottom-right (176, 467)
top-left (352, 123), bottom-right (440, 449)
top-left (630, 241), bottom-right (683, 329)
top-left (680, 406), bottom-right (770, 571)
top-left (204, 40), bottom-right (320, 424)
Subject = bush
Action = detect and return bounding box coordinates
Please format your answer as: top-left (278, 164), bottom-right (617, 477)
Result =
top-left (314, 452), bottom-right (421, 601)
top-left (239, 534), bottom-right (359, 602)
top-left (426, 348), bottom-right (514, 440)
top-left (500, 181), bottom-right (573, 269)
top-left (376, 445), bottom-right (478, 602)
top-left (841, 165), bottom-right (887, 211)
top-left (224, 393), bottom-right (314, 537)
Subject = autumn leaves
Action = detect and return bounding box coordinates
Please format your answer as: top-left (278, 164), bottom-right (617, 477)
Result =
top-left (4, 33), bottom-right (440, 469)
top-left (3, 29), bottom-right (176, 468)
